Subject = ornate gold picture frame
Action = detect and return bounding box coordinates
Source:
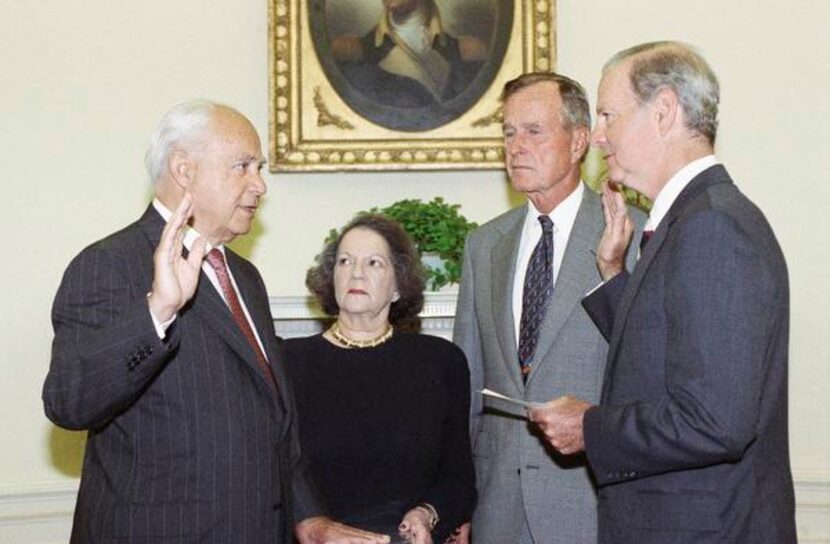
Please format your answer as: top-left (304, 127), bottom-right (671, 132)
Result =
top-left (268, 0), bottom-right (556, 172)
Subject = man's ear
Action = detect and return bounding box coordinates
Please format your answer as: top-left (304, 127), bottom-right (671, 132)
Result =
top-left (653, 87), bottom-right (680, 137)
top-left (168, 150), bottom-right (194, 189)
top-left (570, 126), bottom-right (590, 163)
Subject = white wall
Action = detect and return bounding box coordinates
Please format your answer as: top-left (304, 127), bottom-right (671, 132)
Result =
top-left (0, 0), bottom-right (827, 540)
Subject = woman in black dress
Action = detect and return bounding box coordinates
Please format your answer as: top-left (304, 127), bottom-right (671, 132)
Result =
top-left (285, 214), bottom-right (475, 544)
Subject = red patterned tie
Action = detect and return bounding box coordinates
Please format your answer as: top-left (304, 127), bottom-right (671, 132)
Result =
top-left (639, 229), bottom-right (655, 252)
top-left (205, 249), bottom-right (277, 388)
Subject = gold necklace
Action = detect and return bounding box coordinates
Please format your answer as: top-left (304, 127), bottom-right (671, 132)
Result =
top-left (327, 322), bottom-right (394, 349)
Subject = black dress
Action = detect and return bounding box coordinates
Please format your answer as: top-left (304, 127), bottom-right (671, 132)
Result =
top-left (284, 332), bottom-right (475, 542)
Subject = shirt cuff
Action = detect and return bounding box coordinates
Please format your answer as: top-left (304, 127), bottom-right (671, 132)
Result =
top-left (149, 307), bottom-right (176, 339)
top-left (586, 280), bottom-right (605, 297)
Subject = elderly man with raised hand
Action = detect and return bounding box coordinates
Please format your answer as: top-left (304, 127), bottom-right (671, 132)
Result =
top-left (43, 100), bottom-right (390, 544)
top-left (528, 41), bottom-right (797, 543)
top-left (453, 72), bottom-right (641, 544)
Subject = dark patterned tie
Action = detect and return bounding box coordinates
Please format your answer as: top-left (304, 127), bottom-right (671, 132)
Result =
top-left (205, 249), bottom-right (277, 389)
top-left (518, 215), bottom-right (554, 380)
top-left (639, 229), bottom-right (655, 252)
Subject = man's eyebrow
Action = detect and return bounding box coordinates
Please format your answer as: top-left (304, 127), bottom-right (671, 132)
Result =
top-left (235, 154), bottom-right (262, 162)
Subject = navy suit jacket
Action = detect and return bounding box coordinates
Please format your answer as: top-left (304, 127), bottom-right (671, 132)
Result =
top-left (43, 206), bottom-right (322, 543)
top-left (582, 165), bottom-right (797, 543)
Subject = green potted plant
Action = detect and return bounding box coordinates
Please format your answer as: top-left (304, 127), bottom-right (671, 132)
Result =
top-left (322, 197), bottom-right (477, 291)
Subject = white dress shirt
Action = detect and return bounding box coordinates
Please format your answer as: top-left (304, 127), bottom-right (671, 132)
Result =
top-left (645, 155), bottom-right (720, 231)
top-left (512, 182), bottom-right (584, 342)
top-left (149, 199), bottom-right (267, 358)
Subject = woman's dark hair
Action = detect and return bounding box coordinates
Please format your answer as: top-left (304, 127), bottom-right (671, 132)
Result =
top-left (306, 214), bottom-right (425, 325)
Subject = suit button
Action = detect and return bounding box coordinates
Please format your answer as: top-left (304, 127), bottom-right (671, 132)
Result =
top-left (127, 355), bottom-right (139, 369)
top-left (517, 468), bottom-right (521, 475)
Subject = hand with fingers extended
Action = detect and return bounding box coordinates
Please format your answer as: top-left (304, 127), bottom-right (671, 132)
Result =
top-left (527, 395), bottom-right (593, 455)
top-left (597, 181), bottom-right (634, 280)
top-left (398, 507), bottom-right (434, 544)
top-left (147, 193), bottom-right (208, 323)
top-left (295, 516), bottom-right (391, 544)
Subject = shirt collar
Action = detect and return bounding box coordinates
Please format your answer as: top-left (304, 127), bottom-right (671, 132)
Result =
top-left (375, 7), bottom-right (445, 48)
top-left (152, 198), bottom-right (220, 255)
top-left (646, 155), bottom-right (719, 230)
top-left (525, 181), bottom-right (584, 229)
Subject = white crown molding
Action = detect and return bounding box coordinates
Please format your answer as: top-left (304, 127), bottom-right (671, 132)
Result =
top-left (0, 481), bottom-right (77, 543)
top-left (795, 470), bottom-right (830, 542)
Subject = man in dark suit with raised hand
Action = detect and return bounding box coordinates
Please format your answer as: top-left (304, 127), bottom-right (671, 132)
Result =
top-left (527, 41), bottom-right (797, 543)
top-left (43, 100), bottom-right (390, 544)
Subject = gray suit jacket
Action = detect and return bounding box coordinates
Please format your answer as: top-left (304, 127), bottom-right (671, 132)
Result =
top-left (454, 186), bottom-right (640, 544)
top-left (43, 206), bottom-right (322, 543)
top-left (582, 165), bottom-right (797, 543)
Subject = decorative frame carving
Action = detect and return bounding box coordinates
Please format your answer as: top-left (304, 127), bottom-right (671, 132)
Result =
top-left (268, 0), bottom-right (556, 171)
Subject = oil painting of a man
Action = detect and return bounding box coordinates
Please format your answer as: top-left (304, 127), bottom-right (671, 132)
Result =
top-left (332, 0), bottom-right (486, 107)
top-left (311, 0), bottom-right (511, 131)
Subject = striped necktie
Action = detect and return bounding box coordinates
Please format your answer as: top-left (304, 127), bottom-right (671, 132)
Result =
top-left (518, 215), bottom-right (554, 380)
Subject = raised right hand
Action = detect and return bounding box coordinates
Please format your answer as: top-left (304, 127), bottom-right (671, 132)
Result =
top-left (147, 193), bottom-right (207, 322)
top-left (596, 181), bottom-right (634, 280)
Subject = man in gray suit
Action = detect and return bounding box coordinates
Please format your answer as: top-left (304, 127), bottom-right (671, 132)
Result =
top-left (453, 73), bottom-right (639, 543)
top-left (529, 41), bottom-right (797, 543)
top-left (43, 101), bottom-right (389, 544)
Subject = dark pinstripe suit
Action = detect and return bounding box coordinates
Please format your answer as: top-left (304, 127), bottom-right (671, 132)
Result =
top-left (44, 206), bottom-right (322, 543)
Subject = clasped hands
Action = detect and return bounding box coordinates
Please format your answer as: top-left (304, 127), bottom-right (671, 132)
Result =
top-left (295, 506), bottom-right (440, 544)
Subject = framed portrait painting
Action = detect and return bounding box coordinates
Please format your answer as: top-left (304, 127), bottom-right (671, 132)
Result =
top-left (269, 0), bottom-right (556, 171)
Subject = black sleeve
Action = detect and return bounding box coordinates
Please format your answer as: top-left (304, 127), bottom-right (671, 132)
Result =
top-left (581, 270), bottom-right (630, 342)
top-left (422, 344), bottom-right (476, 540)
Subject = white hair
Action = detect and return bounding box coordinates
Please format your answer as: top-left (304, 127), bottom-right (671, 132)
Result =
top-left (144, 100), bottom-right (221, 184)
top-left (606, 41), bottom-right (720, 145)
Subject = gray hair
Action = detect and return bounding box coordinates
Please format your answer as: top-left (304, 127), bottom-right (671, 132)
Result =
top-left (606, 41), bottom-right (720, 145)
top-left (144, 100), bottom-right (220, 183)
top-left (501, 72), bottom-right (592, 130)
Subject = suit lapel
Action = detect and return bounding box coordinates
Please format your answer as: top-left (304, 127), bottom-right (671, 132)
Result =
top-left (228, 253), bottom-right (287, 411)
top-left (188, 269), bottom-right (260, 370)
top-left (490, 208), bottom-right (525, 392)
top-left (604, 165), bottom-right (733, 391)
top-left (136, 205), bottom-right (166, 293)
top-left (138, 203), bottom-right (283, 408)
top-left (526, 187), bottom-right (603, 387)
